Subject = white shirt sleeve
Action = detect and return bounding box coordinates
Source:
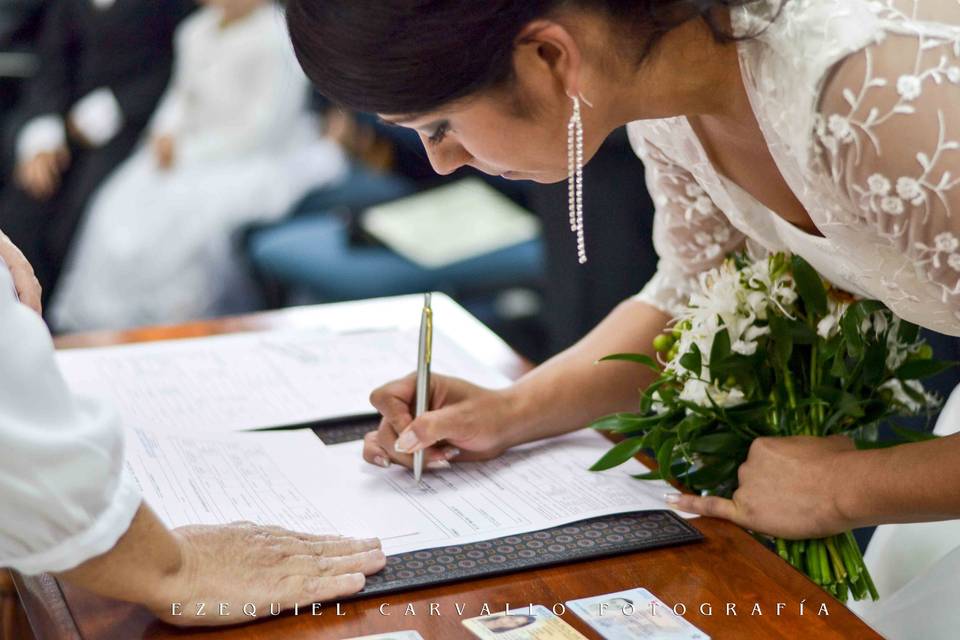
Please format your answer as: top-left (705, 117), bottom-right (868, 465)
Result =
top-left (0, 267), bottom-right (142, 575)
top-left (16, 115), bottom-right (66, 162)
top-left (69, 88), bottom-right (124, 148)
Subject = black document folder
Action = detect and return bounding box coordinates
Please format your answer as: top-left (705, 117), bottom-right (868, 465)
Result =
top-left (312, 420), bottom-right (704, 598)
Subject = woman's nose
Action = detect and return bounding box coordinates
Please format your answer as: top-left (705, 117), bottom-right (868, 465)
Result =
top-left (421, 135), bottom-right (472, 176)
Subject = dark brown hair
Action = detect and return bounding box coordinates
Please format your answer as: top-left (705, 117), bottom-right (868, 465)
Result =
top-left (286, 1), bottom-right (776, 115)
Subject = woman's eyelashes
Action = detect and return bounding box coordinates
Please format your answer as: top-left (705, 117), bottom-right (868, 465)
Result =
top-left (427, 121), bottom-right (450, 146)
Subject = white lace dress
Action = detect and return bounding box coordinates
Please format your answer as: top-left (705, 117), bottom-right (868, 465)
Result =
top-left (626, 1), bottom-right (960, 636)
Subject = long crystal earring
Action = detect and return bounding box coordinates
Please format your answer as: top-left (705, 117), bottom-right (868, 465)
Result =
top-left (567, 95), bottom-right (587, 264)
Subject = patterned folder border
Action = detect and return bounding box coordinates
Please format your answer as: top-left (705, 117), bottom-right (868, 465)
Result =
top-left (312, 423), bottom-right (704, 598)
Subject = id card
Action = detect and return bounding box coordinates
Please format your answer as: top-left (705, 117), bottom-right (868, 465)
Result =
top-left (566, 588), bottom-right (709, 639)
top-left (343, 632), bottom-right (425, 640)
top-left (463, 604), bottom-right (588, 640)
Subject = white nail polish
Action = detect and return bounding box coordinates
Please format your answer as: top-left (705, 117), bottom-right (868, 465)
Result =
top-left (427, 460), bottom-right (451, 470)
top-left (374, 456), bottom-right (390, 469)
top-left (664, 492), bottom-right (681, 505)
top-left (394, 430), bottom-right (419, 453)
top-left (443, 447), bottom-right (461, 460)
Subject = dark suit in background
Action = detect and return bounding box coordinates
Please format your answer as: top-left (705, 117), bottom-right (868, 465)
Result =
top-left (0, 0), bottom-right (192, 305)
top-left (528, 128), bottom-right (658, 357)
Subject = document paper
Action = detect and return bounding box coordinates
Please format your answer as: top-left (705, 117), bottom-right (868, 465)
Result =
top-left (124, 427), bottom-right (691, 556)
top-left (58, 327), bottom-right (509, 434)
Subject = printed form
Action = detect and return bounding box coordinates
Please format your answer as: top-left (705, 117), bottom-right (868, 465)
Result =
top-left (58, 327), bottom-right (509, 434)
top-left (124, 428), bottom-right (690, 556)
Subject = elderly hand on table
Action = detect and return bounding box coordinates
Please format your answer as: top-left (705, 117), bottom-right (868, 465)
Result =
top-left (0, 231), bottom-right (42, 313)
top-left (60, 507), bottom-right (386, 627)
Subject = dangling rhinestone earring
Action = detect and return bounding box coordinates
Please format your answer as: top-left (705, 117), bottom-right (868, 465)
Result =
top-left (567, 94), bottom-right (589, 264)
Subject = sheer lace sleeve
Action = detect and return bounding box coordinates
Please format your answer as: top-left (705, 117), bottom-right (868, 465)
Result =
top-left (816, 25), bottom-right (960, 316)
top-left (633, 136), bottom-right (746, 317)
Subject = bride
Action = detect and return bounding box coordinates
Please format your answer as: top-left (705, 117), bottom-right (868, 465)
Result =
top-left (286, 0), bottom-right (959, 636)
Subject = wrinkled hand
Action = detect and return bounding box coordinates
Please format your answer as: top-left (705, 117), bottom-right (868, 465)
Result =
top-left (667, 435), bottom-right (857, 539)
top-left (154, 523), bottom-right (385, 626)
top-left (364, 373), bottom-right (513, 471)
top-left (15, 147), bottom-right (70, 200)
top-left (0, 231), bottom-right (41, 313)
top-left (153, 135), bottom-right (175, 170)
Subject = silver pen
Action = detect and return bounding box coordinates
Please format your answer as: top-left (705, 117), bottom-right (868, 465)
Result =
top-left (413, 292), bottom-right (433, 483)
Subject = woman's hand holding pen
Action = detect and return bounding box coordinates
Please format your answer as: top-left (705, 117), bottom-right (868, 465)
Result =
top-left (364, 373), bottom-right (519, 470)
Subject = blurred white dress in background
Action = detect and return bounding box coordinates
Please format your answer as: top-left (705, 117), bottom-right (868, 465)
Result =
top-left (50, 3), bottom-right (346, 331)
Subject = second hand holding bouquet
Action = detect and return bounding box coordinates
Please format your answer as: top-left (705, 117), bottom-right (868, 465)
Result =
top-left (591, 253), bottom-right (952, 602)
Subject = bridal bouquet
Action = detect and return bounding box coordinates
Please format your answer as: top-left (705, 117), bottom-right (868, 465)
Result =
top-left (591, 252), bottom-right (951, 602)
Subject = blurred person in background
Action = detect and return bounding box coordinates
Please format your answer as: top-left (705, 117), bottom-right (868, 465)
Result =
top-left (0, 0), bottom-right (193, 308)
top-left (50, 0), bottom-right (346, 332)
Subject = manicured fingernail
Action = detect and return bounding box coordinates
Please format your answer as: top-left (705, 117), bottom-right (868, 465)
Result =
top-left (442, 446), bottom-right (461, 460)
top-left (664, 492), bottom-right (681, 505)
top-left (373, 456), bottom-right (390, 468)
top-left (427, 460), bottom-right (451, 470)
top-left (394, 430), bottom-right (419, 453)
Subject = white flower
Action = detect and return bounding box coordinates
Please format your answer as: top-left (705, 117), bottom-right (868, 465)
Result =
top-left (694, 196), bottom-right (715, 215)
top-left (817, 298), bottom-right (849, 340)
top-left (896, 176), bottom-right (924, 205)
top-left (880, 379), bottom-right (938, 413)
top-left (867, 174), bottom-right (891, 195)
top-left (827, 114), bottom-right (854, 142)
top-left (947, 66), bottom-right (960, 84)
top-left (869, 310), bottom-right (888, 336)
top-left (685, 182), bottom-right (705, 198)
top-left (949, 253), bottom-right (960, 271)
top-left (817, 315), bottom-right (839, 339)
top-left (896, 74), bottom-right (923, 100)
top-left (935, 232), bottom-right (959, 253)
top-left (679, 378), bottom-right (746, 408)
top-left (880, 196), bottom-right (904, 215)
top-left (714, 226), bottom-right (732, 244)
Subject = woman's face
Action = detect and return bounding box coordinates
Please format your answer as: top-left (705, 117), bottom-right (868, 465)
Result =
top-left (381, 92), bottom-right (595, 184)
top-left (379, 20), bottom-right (612, 184)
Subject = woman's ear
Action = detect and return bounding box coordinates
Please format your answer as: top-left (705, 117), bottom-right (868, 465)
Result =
top-left (513, 20), bottom-right (584, 101)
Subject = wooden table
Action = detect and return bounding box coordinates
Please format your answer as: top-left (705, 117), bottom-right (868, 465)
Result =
top-left (14, 295), bottom-right (881, 639)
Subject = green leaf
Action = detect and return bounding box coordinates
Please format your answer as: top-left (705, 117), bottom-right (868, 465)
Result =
top-left (841, 307), bottom-right (864, 356)
top-left (896, 359), bottom-right (959, 380)
top-left (679, 343), bottom-right (702, 374)
top-left (689, 432), bottom-right (748, 456)
top-left (656, 437), bottom-right (678, 481)
top-left (898, 320), bottom-right (920, 343)
top-left (768, 316), bottom-right (794, 365)
top-left (676, 414), bottom-right (709, 441)
top-left (862, 341), bottom-right (887, 387)
top-left (889, 424), bottom-right (940, 443)
top-left (791, 255), bottom-right (828, 317)
top-left (598, 353), bottom-right (661, 372)
top-left (589, 413), bottom-right (662, 433)
top-left (590, 437), bottom-right (646, 471)
top-left (683, 459), bottom-right (738, 490)
top-left (709, 329), bottom-right (732, 381)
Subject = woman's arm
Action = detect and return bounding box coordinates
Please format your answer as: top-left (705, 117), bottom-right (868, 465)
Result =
top-left (500, 298), bottom-right (670, 447)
